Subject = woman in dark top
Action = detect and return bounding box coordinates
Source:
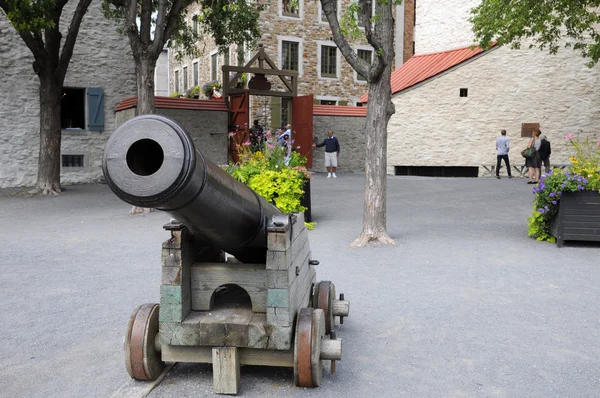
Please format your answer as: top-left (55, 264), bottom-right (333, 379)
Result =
top-left (525, 130), bottom-right (542, 184)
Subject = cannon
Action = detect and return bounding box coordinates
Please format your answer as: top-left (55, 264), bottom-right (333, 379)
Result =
top-left (103, 115), bottom-right (350, 394)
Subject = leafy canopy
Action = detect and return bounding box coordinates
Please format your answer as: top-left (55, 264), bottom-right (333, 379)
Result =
top-left (470, 0), bottom-right (600, 67)
top-left (1, 0), bottom-right (57, 32)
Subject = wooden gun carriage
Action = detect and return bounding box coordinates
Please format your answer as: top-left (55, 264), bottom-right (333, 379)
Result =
top-left (103, 115), bottom-right (350, 394)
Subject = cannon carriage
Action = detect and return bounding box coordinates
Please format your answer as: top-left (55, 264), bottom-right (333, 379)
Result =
top-left (103, 115), bottom-right (350, 394)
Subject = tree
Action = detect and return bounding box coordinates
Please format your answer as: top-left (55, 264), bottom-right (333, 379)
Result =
top-left (321, 0), bottom-right (397, 246)
top-left (0, 0), bottom-right (93, 195)
top-left (102, 0), bottom-right (262, 115)
top-left (470, 0), bottom-right (600, 67)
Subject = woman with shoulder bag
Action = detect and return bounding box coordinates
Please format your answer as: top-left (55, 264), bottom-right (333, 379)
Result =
top-left (525, 130), bottom-right (542, 184)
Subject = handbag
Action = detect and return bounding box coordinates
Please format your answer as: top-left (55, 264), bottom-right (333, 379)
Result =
top-left (521, 147), bottom-right (535, 159)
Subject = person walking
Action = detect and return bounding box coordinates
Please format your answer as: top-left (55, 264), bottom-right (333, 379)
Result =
top-left (538, 134), bottom-right (552, 174)
top-left (313, 130), bottom-right (340, 178)
top-left (495, 129), bottom-right (513, 179)
top-left (249, 119), bottom-right (264, 152)
top-left (525, 130), bottom-right (542, 184)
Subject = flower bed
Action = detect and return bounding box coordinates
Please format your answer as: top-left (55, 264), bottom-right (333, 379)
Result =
top-left (223, 131), bottom-right (315, 228)
top-left (528, 133), bottom-right (600, 243)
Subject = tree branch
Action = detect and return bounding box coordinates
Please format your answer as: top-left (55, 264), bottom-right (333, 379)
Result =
top-left (125, 0), bottom-right (142, 59)
top-left (58, 0), bottom-right (93, 81)
top-left (162, 0), bottom-right (187, 53)
top-left (140, 0), bottom-right (152, 46)
top-left (150, 0), bottom-right (168, 56)
top-left (360, 0), bottom-right (384, 79)
top-left (321, 0), bottom-right (370, 79)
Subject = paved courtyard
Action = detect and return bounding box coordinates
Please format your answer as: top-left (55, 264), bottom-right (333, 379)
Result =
top-left (0, 174), bottom-right (599, 398)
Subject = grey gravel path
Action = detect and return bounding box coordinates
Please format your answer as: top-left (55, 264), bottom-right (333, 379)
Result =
top-left (0, 174), bottom-right (598, 398)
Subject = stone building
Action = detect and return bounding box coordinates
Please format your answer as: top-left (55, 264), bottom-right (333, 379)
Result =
top-left (367, 0), bottom-right (600, 177)
top-left (169, 0), bottom-right (415, 130)
top-left (0, 2), bottom-right (136, 188)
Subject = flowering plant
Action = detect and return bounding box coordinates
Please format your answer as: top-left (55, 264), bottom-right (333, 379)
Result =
top-left (527, 133), bottom-right (600, 242)
top-left (223, 131), bottom-right (315, 228)
top-left (202, 80), bottom-right (222, 98)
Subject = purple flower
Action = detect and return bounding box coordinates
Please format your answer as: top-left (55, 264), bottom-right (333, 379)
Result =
top-left (583, 179), bottom-right (588, 184)
top-left (565, 171), bottom-right (571, 177)
top-left (552, 201), bottom-right (557, 205)
top-left (549, 192), bottom-right (555, 197)
top-left (558, 191), bottom-right (562, 195)
top-left (544, 206), bottom-right (549, 210)
top-left (539, 184), bottom-right (546, 190)
top-left (577, 185), bottom-right (584, 190)
top-left (538, 208), bottom-right (545, 213)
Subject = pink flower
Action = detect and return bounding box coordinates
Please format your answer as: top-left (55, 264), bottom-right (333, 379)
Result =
top-left (243, 141), bottom-right (251, 146)
top-left (267, 144), bottom-right (274, 149)
top-left (265, 132), bottom-right (271, 138)
top-left (564, 133), bottom-right (575, 140)
top-left (229, 132), bottom-right (236, 137)
top-left (597, 141), bottom-right (600, 147)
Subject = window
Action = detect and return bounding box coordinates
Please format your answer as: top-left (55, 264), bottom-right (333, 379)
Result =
top-left (281, 41), bottom-right (299, 71)
top-left (61, 88), bottom-right (85, 129)
top-left (193, 62), bottom-right (199, 86)
top-left (459, 88), bottom-right (468, 97)
top-left (357, 49), bottom-right (372, 81)
top-left (320, 45), bottom-right (337, 78)
top-left (61, 87), bottom-right (104, 131)
top-left (282, 0), bottom-right (299, 17)
top-left (320, 99), bottom-right (336, 105)
top-left (192, 15), bottom-right (199, 35)
top-left (281, 98), bottom-right (292, 125)
top-left (211, 53), bottom-right (218, 81)
top-left (223, 48), bottom-right (230, 66)
top-left (62, 155), bottom-right (84, 168)
top-left (183, 67), bottom-right (188, 92)
top-left (174, 70), bottom-right (180, 93)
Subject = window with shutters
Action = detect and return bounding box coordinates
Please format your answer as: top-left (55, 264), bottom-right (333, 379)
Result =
top-left (319, 45), bottom-right (338, 78)
top-left (174, 70), bottom-right (180, 93)
top-left (183, 67), bottom-right (188, 92)
top-left (281, 41), bottom-right (299, 71)
top-left (193, 62), bottom-right (199, 86)
top-left (356, 49), bottom-right (372, 82)
top-left (61, 87), bottom-right (104, 131)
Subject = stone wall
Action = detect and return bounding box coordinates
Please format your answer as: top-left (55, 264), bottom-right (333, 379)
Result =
top-left (312, 115), bottom-right (366, 173)
top-left (415, 0), bottom-right (480, 54)
top-left (115, 107), bottom-right (229, 166)
top-left (0, 2), bottom-right (136, 188)
top-left (387, 46), bottom-right (600, 176)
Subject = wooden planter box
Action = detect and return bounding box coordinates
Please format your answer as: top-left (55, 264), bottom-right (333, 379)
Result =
top-left (550, 191), bottom-right (600, 247)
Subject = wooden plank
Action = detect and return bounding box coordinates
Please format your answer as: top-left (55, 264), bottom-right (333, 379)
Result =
top-left (266, 246), bottom-right (293, 270)
top-left (160, 285), bottom-right (191, 323)
top-left (267, 229), bottom-right (291, 252)
top-left (267, 324), bottom-right (294, 350)
top-left (190, 262), bottom-right (267, 313)
top-left (267, 269), bottom-right (289, 289)
top-left (162, 346), bottom-right (294, 367)
top-left (267, 288), bottom-right (289, 307)
top-left (286, 238), bottom-right (311, 286)
top-left (212, 347), bottom-right (240, 395)
top-left (291, 212), bottom-right (305, 242)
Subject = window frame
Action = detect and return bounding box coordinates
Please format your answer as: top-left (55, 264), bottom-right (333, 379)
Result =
top-left (61, 87), bottom-right (86, 130)
top-left (193, 61), bottom-right (199, 86)
top-left (316, 95), bottom-right (340, 106)
top-left (278, 36), bottom-right (304, 77)
top-left (183, 66), bottom-right (188, 92)
top-left (174, 70), bottom-right (180, 93)
top-left (318, 0), bottom-right (341, 24)
top-left (354, 45), bottom-right (373, 83)
top-left (317, 41), bottom-right (340, 80)
top-left (210, 50), bottom-right (219, 81)
top-left (279, 0), bottom-right (303, 20)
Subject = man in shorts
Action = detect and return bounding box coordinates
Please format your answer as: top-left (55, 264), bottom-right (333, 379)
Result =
top-left (313, 130), bottom-right (340, 178)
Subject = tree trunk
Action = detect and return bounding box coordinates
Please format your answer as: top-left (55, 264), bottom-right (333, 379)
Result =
top-left (34, 74), bottom-right (63, 195)
top-left (136, 56), bottom-right (156, 115)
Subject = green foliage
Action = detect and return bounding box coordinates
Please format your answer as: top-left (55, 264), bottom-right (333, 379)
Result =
top-left (470, 0), bottom-right (600, 67)
top-left (224, 131), bottom-right (310, 217)
top-left (1, 0), bottom-right (56, 32)
top-left (196, 0), bottom-right (263, 54)
top-left (202, 80), bottom-right (221, 98)
top-left (186, 85), bottom-right (200, 98)
top-left (170, 92), bottom-right (182, 98)
top-left (527, 133), bottom-right (600, 241)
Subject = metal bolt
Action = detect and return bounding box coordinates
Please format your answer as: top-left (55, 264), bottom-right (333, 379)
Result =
top-left (339, 293), bottom-right (345, 324)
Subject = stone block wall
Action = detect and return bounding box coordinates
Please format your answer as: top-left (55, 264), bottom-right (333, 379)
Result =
top-left (312, 115), bottom-right (366, 173)
top-left (0, 2), bottom-right (136, 188)
top-left (388, 46), bottom-right (600, 176)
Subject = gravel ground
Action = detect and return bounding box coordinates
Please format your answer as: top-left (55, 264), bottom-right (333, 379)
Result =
top-left (0, 174), bottom-right (599, 398)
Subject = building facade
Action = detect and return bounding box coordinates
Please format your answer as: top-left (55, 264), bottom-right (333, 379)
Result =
top-left (384, 0), bottom-right (600, 177)
top-left (0, 2), bottom-right (136, 188)
top-left (169, 0), bottom-right (415, 130)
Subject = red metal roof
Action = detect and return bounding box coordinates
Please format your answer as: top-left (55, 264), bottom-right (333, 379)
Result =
top-left (115, 96), bottom-right (228, 111)
top-left (313, 104), bottom-right (367, 117)
top-left (360, 44), bottom-right (495, 103)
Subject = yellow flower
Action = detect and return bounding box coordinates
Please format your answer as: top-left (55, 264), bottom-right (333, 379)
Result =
top-left (569, 156), bottom-right (579, 164)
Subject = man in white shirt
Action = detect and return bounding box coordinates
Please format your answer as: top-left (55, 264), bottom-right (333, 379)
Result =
top-left (495, 129), bottom-right (513, 179)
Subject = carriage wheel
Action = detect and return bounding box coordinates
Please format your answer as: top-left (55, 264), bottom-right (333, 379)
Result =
top-left (313, 281), bottom-right (336, 335)
top-left (294, 308), bottom-right (325, 387)
top-left (124, 303), bottom-right (164, 380)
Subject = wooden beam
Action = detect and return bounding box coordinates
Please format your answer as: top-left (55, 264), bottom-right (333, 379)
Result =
top-left (223, 65), bottom-right (298, 78)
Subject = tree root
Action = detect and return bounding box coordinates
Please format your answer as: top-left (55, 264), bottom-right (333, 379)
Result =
top-left (129, 206), bottom-right (153, 215)
top-left (28, 185), bottom-right (61, 196)
top-left (350, 231), bottom-right (396, 248)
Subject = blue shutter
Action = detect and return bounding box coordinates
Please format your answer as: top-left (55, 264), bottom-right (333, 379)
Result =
top-left (87, 88), bottom-right (104, 131)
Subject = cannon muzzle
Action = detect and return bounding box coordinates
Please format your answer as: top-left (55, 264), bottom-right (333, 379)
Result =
top-left (102, 115), bottom-right (281, 263)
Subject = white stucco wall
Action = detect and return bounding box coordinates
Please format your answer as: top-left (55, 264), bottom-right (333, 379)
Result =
top-left (388, 46), bottom-right (600, 176)
top-left (415, 0), bottom-right (480, 54)
top-left (0, 2), bottom-right (136, 188)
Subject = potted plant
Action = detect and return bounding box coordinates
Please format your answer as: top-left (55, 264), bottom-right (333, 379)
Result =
top-left (527, 133), bottom-right (600, 246)
top-left (187, 85), bottom-right (200, 99)
top-left (202, 80), bottom-right (222, 99)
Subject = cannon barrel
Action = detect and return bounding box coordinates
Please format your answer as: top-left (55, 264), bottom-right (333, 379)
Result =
top-left (102, 115), bottom-right (281, 263)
